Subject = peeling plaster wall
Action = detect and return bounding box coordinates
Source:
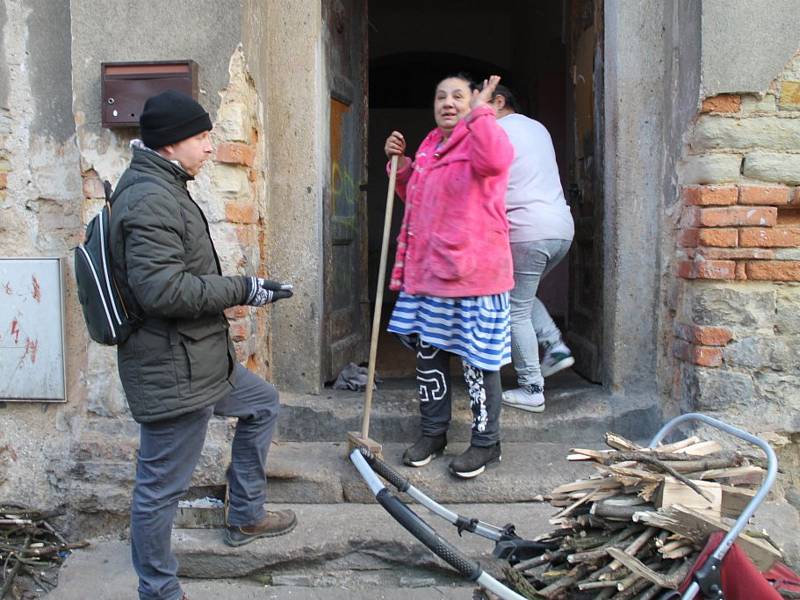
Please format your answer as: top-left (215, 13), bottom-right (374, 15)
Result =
top-left (701, 0), bottom-right (800, 96)
top-left (0, 0), bottom-right (84, 512)
top-left (69, 0), bottom-right (244, 183)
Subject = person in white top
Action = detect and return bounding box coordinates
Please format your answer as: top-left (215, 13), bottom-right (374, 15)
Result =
top-left (491, 85), bottom-right (575, 413)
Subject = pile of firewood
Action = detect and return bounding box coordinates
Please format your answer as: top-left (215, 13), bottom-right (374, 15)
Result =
top-left (499, 433), bottom-right (784, 600)
top-left (0, 507), bottom-right (87, 599)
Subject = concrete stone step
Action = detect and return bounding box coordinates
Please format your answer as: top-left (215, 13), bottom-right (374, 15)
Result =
top-left (277, 374), bottom-right (662, 444)
top-left (171, 502), bottom-right (555, 580)
top-left (257, 441), bottom-right (595, 505)
top-left (172, 441), bottom-right (595, 523)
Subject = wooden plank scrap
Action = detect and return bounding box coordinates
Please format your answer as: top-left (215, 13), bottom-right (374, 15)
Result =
top-left (632, 504), bottom-right (782, 571)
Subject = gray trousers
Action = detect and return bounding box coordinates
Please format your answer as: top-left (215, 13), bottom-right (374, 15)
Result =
top-left (509, 239), bottom-right (572, 387)
top-left (417, 340), bottom-right (502, 446)
top-left (131, 363), bottom-right (279, 600)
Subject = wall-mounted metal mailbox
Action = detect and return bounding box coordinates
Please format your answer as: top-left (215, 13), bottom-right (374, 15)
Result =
top-left (101, 60), bottom-right (198, 128)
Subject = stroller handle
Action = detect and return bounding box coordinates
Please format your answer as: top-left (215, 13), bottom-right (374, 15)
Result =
top-left (648, 412), bottom-right (778, 600)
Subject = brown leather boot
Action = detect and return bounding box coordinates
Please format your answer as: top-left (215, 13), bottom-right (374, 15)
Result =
top-left (224, 509), bottom-right (297, 547)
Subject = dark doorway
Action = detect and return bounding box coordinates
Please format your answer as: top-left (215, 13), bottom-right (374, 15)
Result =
top-left (365, 0), bottom-right (602, 383)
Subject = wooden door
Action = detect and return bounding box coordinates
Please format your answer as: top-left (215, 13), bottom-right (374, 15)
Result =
top-left (322, 0), bottom-right (369, 381)
top-left (565, 0), bottom-right (604, 383)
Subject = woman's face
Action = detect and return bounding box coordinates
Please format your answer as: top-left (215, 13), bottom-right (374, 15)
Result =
top-left (434, 77), bottom-right (471, 135)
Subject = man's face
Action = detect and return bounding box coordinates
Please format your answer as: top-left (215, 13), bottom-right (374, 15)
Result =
top-left (162, 130), bottom-right (213, 176)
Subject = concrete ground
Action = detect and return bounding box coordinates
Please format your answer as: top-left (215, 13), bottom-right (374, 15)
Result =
top-left (48, 499), bottom-right (799, 599)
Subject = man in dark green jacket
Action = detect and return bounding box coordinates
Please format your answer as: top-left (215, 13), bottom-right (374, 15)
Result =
top-left (109, 90), bottom-right (295, 600)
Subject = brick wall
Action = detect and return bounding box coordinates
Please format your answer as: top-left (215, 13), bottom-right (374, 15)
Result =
top-left (671, 52), bottom-right (800, 480)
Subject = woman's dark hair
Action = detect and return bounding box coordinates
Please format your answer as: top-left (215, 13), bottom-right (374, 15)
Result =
top-left (492, 84), bottom-right (519, 112)
top-left (437, 72), bottom-right (477, 91)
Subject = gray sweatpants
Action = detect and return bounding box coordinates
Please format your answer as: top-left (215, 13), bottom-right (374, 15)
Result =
top-left (130, 363), bottom-right (279, 600)
top-left (509, 239), bottom-right (572, 388)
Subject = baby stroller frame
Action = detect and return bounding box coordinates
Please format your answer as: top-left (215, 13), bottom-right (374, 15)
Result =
top-left (349, 413), bottom-right (779, 600)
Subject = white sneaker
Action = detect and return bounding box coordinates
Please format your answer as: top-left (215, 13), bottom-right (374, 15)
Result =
top-left (540, 341), bottom-right (575, 378)
top-left (502, 384), bottom-right (545, 413)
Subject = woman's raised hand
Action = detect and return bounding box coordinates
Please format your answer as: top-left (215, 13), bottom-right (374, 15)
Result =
top-left (384, 131), bottom-right (407, 158)
top-left (470, 75), bottom-right (501, 110)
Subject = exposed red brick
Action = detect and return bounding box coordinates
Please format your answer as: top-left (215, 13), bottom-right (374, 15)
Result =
top-left (229, 321), bottom-right (248, 342)
top-left (225, 200), bottom-right (259, 224)
top-left (674, 323), bottom-right (733, 346)
top-left (684, 185), bottom-right (737, 206)
top-left (225, 306), bottom-right (249, 320)
top-left (678, 228), bottom-right (699, 248)
top-left (735, 262), bottom-right (747, 280)
top-left (745, 261), bottom-right (800, 281)
top-left (739, 185), bottom-right (791, 206)
top-left (215, 142), bottom-right (255, 167)
top-left (694, 247), bottom-right (774, 260)
top-left (701, 94), bottom-right (741, 113)
top-left (678, 259), bottom-right (736, 280)
top-left (82, 176), bottom-right (105, 199)
top-left (739, 226), bottom-right (800, 248)
top-left (698, 228), bottom-right (738, 247)
top-left (697, 206), bottom-right (776, 228)
top-left (672, 339), bottom-right (724, 367)
top-left (793, 187), bottom-right (800, 205)
top-left (0, 172), bottom-right (7, 189)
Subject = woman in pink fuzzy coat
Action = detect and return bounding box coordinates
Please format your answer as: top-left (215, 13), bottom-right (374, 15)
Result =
top-left (383, 74), bottom-right (514, 479)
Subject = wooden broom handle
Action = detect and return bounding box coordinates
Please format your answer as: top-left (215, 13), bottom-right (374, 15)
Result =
top-left (361, 154), bottom-right (399, 439)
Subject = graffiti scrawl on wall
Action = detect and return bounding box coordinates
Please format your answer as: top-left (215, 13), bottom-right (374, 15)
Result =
top-left (0, 258), bottom-right (66, 402)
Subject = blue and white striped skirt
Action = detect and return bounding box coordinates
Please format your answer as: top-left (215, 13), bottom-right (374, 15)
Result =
top-left (387, 292), bottom-right (511, 371)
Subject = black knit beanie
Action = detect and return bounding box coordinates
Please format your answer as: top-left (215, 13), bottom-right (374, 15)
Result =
top-left (139, 90), bottom-right (212, 149)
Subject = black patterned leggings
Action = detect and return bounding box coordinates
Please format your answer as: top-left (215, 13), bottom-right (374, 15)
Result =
top-left (416, 340), bottom-right (502, 446)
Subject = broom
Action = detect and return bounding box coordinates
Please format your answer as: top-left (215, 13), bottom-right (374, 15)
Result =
top-left (347, 154), bottom-right (400, 458)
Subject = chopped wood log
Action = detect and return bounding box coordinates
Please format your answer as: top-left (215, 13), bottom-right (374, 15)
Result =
top-left (537, 565), bottom-right (588, 599)
top-left (604, 455), bottom-right (718, 501)
top-left (633, 504), bottom-right (782, 571)
top-left (698, 465), bottom-right (764, 483)
top-left (638, 481), bottom-right (663, 502)
top-left (678, 440), bottom-right (722, 456)
top-left (656, 435), bottom-right (701, 453)
top-left (604, 526), bottom-right (658, 574)
top-left (615, 575), bottom-right (658, 599)
top-left (592, 501), bottom-right (654, 521)
top-left (551, 478), bottom-right (621, 495)
top-left (656, 477), bottom-right (722, 515)
top-left (660, 544), bottom-right (695, 560)
top-left (501, 566), bottom-right (539, 600)
top-left (513, 550), bottom-right (565, 573)
top-left (721, 484), bottom-right (756, 518)
top-left (600, 464), bottom-right (663, 482)
top-left (551, 488), bottom-right (609, 522)
top-left (568, 448), bottom-right (614, 461)
top-left (604, 433), bottom-right (642, 451)
top-left (578, 580), bottom-right (619, 590)
top-left (607, 548), bottom-right (689, 589)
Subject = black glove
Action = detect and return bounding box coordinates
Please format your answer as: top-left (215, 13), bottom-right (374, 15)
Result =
top-left (244, 277), bottom-right (293, 307)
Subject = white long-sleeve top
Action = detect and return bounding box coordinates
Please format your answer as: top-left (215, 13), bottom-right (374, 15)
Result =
top-left (497, 113), bottom-right (574, 243)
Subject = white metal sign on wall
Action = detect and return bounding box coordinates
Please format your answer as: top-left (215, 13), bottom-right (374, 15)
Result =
top-left (0, 258), bottom-right (67, 402)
